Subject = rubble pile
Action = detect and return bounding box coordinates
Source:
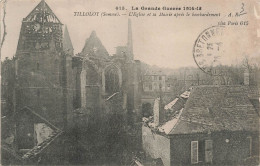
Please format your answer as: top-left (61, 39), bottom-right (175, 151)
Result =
top-left (22, 130), bottom-right (63, 159)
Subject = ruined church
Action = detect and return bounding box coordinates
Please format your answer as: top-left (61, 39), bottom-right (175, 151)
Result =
top-left (4, 0), bottom-right (141, 159)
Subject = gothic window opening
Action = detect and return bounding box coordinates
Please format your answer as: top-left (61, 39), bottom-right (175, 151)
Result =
top-left (86, 65), bottom-right (99, 85)
top-left (105, 66), bottom-right (120, 94)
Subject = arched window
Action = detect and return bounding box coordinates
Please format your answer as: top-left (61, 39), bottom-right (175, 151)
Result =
top-left (86, 65), bottom-right (99, 85)
top-left (103, 65), bottom-right (123, 95)
top-left (105, 66), bottom-right (120, 94)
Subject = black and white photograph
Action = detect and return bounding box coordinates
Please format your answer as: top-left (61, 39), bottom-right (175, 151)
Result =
top-left (0, 0), bottom-right (259, 165)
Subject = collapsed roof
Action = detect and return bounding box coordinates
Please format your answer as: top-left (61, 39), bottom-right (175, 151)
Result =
top-left (2, 106), bottom-right (63, 162)
top-left (144, 85), bottom-right (259, 135)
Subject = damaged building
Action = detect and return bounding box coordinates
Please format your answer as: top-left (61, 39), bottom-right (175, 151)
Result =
top-left (142, 85), bottom-right (259, 166)
top-left (1, 0), bottom-right (142, 164)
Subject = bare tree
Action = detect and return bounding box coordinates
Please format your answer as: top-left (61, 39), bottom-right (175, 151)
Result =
top-left (0, 1), bottom-right (7, 162)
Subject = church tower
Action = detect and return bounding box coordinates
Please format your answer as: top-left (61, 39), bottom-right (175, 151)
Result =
top-left (16, 0), bottom-right (63, 52)
top-left (15, 0), bottom-right (74, 130)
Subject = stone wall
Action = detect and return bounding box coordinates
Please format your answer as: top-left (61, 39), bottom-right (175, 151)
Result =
top-left (16, 51), bottom-right (67, 129)
top-left (170, 131), bottom-right (259, 165)
top-left (142, 125), bottom-right (170, 166)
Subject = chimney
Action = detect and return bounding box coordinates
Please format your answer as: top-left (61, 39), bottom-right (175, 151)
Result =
top-left (244, 68), bottom-right (250, 86)
top-left (127, 19), bottom-right (133, 61)
top-left (154, 97), bottom-right (165, 126)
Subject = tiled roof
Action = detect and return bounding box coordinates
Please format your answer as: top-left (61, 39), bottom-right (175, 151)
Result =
top-left (158, 108), bottom-right (184, 134)
top-left (164, 98), bottom-right (178, 110)
top-left (170, 86), bottom-right (259, 134)
top-left (246, 86), bottom-right (259, 99)
top-left (144, 85), bottom-right (259, 135)
top-left (143, 90), bottom-right (189, 131)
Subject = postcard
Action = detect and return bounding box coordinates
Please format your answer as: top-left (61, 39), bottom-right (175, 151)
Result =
top-left (0, 0), bottom-right (259, 165)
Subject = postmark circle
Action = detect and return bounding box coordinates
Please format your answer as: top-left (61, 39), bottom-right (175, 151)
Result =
top-left (193, 26), bottom-right (225, 75)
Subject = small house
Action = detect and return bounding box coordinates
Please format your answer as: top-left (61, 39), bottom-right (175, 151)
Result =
top-left (142, 86), bottom-right (259, 166)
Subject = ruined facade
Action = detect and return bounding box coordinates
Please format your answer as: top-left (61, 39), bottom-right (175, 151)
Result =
top-left (15, 0), bottom-right (74, 131)
top-left (6, 0), bottom-right (142, 160)
top-left (72, 18), bottom-right (142, 123)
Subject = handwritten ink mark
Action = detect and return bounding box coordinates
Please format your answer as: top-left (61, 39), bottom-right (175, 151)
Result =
top-left (239, 3), bottom-right (247, 16)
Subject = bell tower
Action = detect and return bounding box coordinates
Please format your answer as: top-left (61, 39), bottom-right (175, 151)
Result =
top-left (16, 0), bottom-right (63, 52)
top-left (15, 0), bottom-right (73, 129)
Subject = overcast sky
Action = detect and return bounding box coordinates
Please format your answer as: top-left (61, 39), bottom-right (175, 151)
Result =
top-left (0, 0), bottom-right (259, 68)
